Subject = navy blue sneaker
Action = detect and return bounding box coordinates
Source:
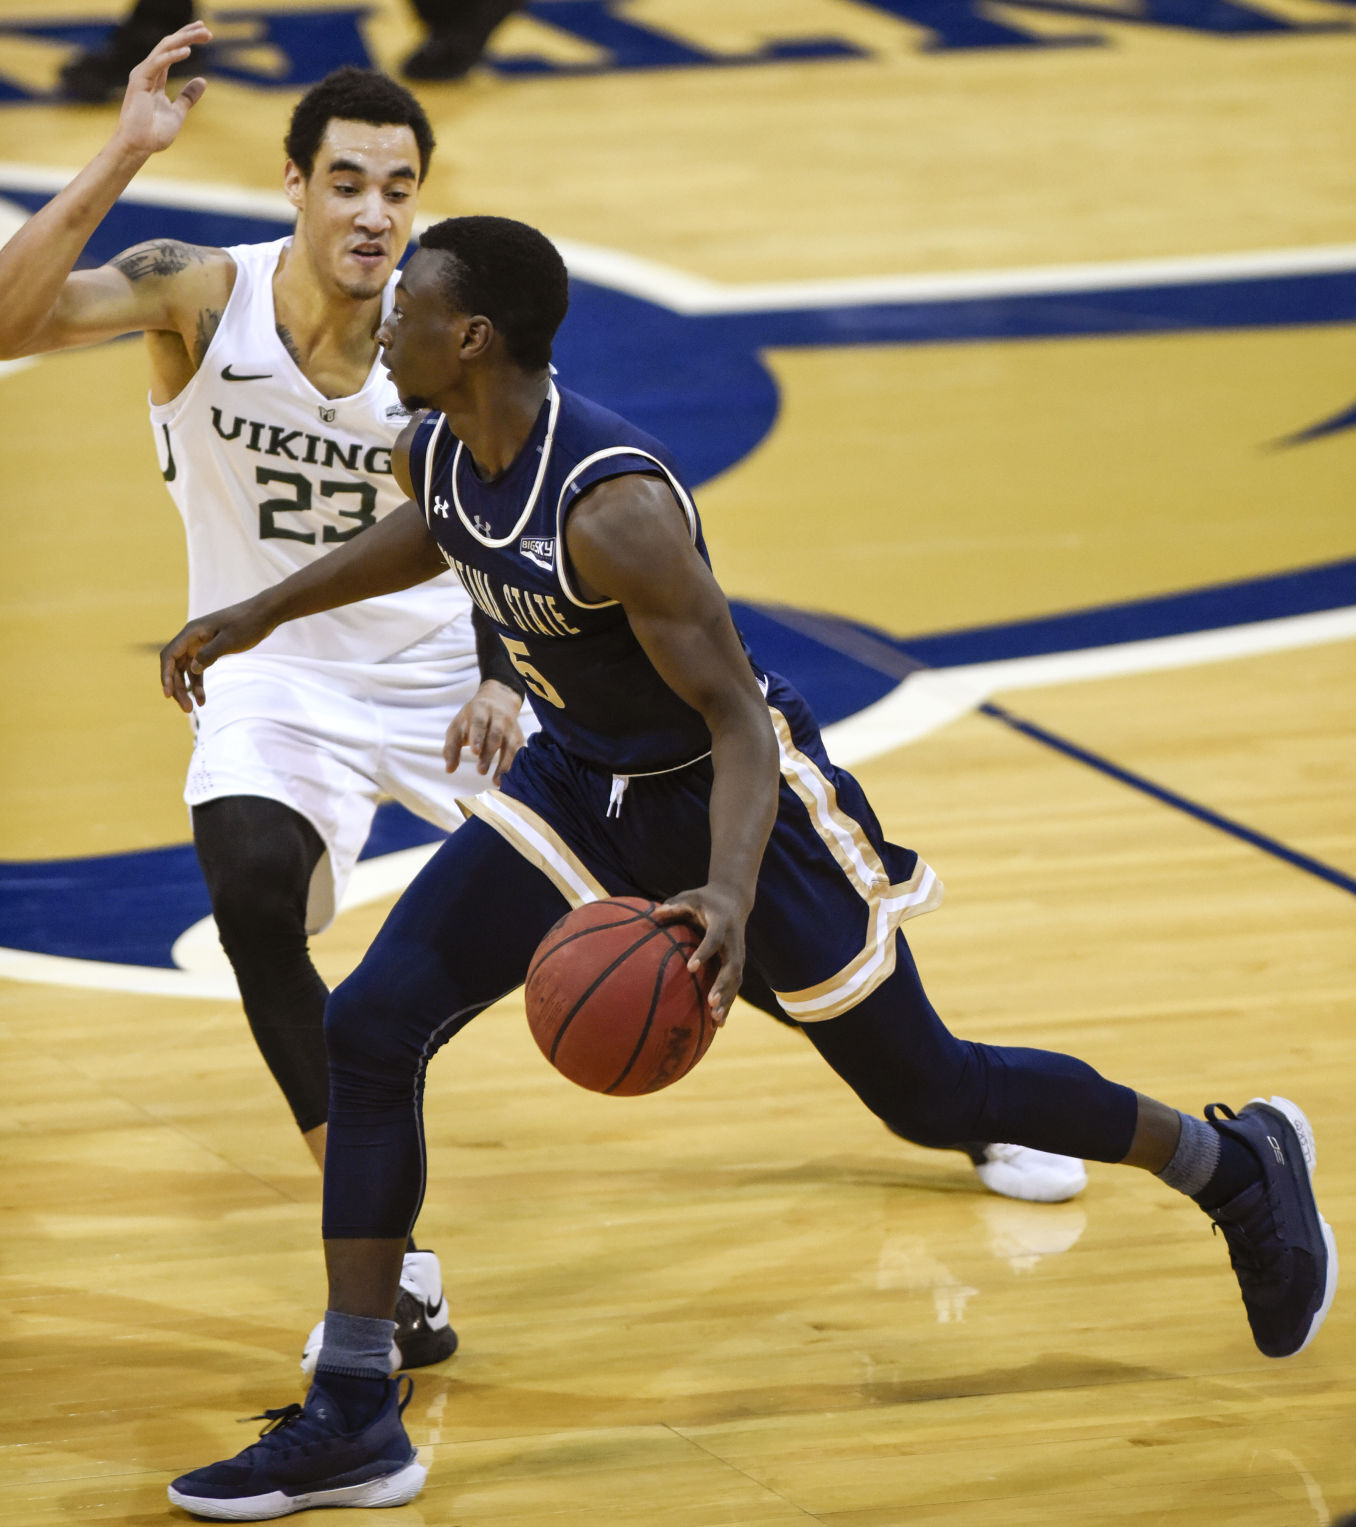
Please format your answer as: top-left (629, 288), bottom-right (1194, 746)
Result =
top-left (167, 1375), bottom-right (425, 1520)
top-left (1205, 1096), bottom-right (1338, 1358)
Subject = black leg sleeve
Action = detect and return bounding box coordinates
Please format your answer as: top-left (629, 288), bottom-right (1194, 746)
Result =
top-left (192, 795), bottom-right (332, 1134)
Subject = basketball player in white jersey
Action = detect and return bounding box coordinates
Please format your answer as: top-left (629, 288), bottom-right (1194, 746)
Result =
top-left (0, 24), bottom-right (1084, 1363)
top-left (0, 24), bottom-right (525, 1369)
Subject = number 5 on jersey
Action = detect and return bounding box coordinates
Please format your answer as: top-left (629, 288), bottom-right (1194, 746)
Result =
top-left (502, 636), bottom-right (565, 708)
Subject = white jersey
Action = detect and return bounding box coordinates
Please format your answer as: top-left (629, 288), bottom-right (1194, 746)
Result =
top-left (149, 237), bottom-right (473, 666)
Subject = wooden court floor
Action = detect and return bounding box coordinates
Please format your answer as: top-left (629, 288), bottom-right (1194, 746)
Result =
top-left (2, 2), bottom-right (1355, 1523)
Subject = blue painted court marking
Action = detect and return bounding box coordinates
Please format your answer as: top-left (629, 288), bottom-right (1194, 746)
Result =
top-left (977, 702), bottom-right (1356, 898)
top-left (742, 601), bottom-right (1356, 900)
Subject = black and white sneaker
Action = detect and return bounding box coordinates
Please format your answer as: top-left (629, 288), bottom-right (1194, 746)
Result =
top-left (391, 1250), bottom-right (459, 1368)
top-left (300, 1250), bottom-right (458, 1375)
top-left (1204, 1096), bottom-right (1338, 1358)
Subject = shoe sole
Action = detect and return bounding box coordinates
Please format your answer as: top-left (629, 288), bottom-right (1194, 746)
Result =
top-left (395, 1317), bottom-right (459, 1370)
top-left (167, 1455), bottom-right (426, 1520)
top-left (1248, 1095), bottom-right (1339, 1357)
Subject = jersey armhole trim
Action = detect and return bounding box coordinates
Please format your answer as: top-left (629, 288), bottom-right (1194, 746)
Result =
top-left (418, 413), bottom-right (447, 529)
top-left (145, 243), bottom-right (247, 423)
top-left (554, 448), bottom-right (698, 610)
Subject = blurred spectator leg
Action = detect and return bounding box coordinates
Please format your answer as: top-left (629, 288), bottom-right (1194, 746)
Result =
top-left (402, 0), bottom-right (525, 81)
top-left (57, 0), bottom-right (197, 103)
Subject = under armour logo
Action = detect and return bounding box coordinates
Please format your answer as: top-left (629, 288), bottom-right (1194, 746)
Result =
top-left (473, 514), bottom-right (492, 534)
top-left (318, 405), bottom-right (337, 423)
top-left (431, 495), bottom-right (450, 518)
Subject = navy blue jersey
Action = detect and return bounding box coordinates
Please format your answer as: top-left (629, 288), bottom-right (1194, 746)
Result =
top-left (409, 383), bottom-right (761, 773)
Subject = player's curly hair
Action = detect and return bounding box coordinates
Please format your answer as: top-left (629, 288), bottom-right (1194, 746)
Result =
top-left (418, 216), bottom-right (570, 371)
top-left (285, 68), bottom-right (435, 182)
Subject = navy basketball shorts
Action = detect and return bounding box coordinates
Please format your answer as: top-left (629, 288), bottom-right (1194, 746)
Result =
top-left (322, 673), bottom-right (1141, 1241)
top-left (463, 673), bottom-right (943, 1021)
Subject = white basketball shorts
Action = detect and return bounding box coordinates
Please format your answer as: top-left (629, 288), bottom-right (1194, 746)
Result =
top-left (183, 649), bottom-right (535, 932)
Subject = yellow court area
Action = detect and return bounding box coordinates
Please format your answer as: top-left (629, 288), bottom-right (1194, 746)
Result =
top-left (2, 2), bottom-right (1355, 1524)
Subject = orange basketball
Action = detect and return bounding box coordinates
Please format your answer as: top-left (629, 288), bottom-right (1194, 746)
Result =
top-left (524, 897), bottom-right (717, 1095)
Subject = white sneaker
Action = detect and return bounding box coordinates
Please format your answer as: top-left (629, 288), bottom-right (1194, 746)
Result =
top-left (301, 1249), bottom-right (458, 1375)
top-left (974, 1144), bottom-right (1087, 1203)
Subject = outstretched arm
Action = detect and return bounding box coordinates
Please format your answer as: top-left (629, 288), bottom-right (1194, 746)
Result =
top-left (565, 474), bottom-right (779, 1022)
top-left (0, 23), bottom-right (214, 359)
top-left (160, 501), bottom-right (448, 709)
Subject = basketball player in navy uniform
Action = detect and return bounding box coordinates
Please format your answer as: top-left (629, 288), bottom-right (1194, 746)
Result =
top-left (0, 26), bottom-right (533, 1373)
top-left (0, 10), bottom-right (1088, 1316)
top-left (160, 217), bottom-right (1335, 1518)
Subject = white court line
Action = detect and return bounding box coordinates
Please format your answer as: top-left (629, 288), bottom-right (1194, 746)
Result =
top-left (821, 605), bottom-right (1356, 764)
top-left (2, 606), bottom-right (1351, 998)
top-left (166, 842), bottom-right (443, 982)
top-left (2, 164), bottom-right (1355, 315)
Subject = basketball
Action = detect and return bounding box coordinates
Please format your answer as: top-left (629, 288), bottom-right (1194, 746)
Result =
top-left (524, 897), bottom-right (717, 1096)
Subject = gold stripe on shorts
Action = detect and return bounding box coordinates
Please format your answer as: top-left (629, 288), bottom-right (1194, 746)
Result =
top-left (459, 791), bottom-right (608, 909)
top-left (767, 708), bottom-right (945, 1023)
top-left (769, 706), bottom-right (890, 899)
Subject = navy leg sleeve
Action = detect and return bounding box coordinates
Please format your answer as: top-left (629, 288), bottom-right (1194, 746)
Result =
top-left (322, 818), bottom-right (570, 1240)
top-left (803, 934), bottom-right (1139, 1164)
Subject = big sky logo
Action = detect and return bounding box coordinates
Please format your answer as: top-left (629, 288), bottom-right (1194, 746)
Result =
top-left (0, 0), bottom-right (1353, 98)
top-left (0, 174), bottom-right (1353, 990)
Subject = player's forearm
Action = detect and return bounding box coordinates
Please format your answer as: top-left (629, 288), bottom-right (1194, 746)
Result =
top-left (704, 700), bottom-right (779, 909)
top-left (0, 138), bottom-right (148, 357)
top-left (471, 606), bottom-right (527, 696)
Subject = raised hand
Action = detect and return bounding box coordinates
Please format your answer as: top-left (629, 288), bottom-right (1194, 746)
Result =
top-left (115, 23), bottom-right (212, 158)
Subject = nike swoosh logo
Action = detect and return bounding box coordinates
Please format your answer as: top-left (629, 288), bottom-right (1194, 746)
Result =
top-left (159, 423), bottom-right (176, 484)
top-left (424, 1294), bottom-right (444, 1320)
top-left (221, 365), bottom-right (272, 382)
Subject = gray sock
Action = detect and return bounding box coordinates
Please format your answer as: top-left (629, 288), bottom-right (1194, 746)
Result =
top-left (1156, 1110), bottom-right (1221, 1199)
top-left (315, 1309), bottom-right (396, 1380)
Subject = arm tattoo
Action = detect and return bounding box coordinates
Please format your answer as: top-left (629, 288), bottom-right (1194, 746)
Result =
top-left (111, 240), bottom-right (212, 282)
top-left (193, 307), bottom-right (223, 366)
top-left (275, 322), bottom-right (304, 367)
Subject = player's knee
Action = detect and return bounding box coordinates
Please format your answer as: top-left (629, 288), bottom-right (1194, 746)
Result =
top-left (194, 799), bottom-right (318, 953)
top-left (214, 886), bottom-right (304, 963)
top-left (874, 1051), bottom-right (990, 1149)
top-left (877, 1101), bottom-right (974, 1151)
top-left (325, 970), bottom-right (386, 1072)
top-left (323, 959), bottom-right (428, 1088)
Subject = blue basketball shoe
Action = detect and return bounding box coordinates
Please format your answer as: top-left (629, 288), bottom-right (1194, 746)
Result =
top-left (167, 1376), bottom-right (425, 1520)
top-left (1204, 1096), bottom-right (1338, 1359)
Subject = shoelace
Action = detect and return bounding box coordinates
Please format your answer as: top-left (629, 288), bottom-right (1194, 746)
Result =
top-left (234, 1403), bottom-right (317, 1462)
top-left (1210, 1201), bottom-right (1274, 1286)
top-left (248, 1404), bottom-right (305, 1436)
top-left (236, 1375), bottom-right (414, 1460)
top-left (1201, 1104), bottom-right (1276, 1289)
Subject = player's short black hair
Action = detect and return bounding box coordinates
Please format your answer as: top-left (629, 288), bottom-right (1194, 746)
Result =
top-left (285, 67), bottom-right (435, 182)
top-left (417, 216), bottom-right (569, 371)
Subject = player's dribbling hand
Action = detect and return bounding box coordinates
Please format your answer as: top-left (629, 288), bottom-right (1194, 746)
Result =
top-left (652, 885), bottom-right (747, 1026)
top-left (444, 679), bottom-right (525, 784)
top-left (116, 23), bottom-right (212, 159)
top-left (159, 601), bottom-right (274, 711)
